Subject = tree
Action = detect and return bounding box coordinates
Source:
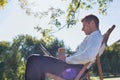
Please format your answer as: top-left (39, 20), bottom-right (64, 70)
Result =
top-left (100, 40), bottom-right (120, 76)
top-left (0, 40), bottom-right (25, 80)
top-left (1, 0), bottom-right (113, 43)
top-left (16, 35), bottom-right (43, 60)
top-left (0, 0), bottom-right (7, 9)
top-left (0, 34), bottom-right (69, 80)
top-left (43, 38), bottom-right (65, 57)
top-left (0, 41), bottom-right (10, 79)
top-left (8, 34), bottom-right (66, 61)
top-left (101, 47), bottom-right (111, 77)
top-left (19, 0), bottom-right (113, 43)
top-left (108, 41), bottom-right (120, 76)
top-left (92, 40), bottom-right (120, 77)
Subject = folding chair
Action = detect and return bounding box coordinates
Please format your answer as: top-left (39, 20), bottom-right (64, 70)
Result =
top-left (45, 25), bottom-right (116, 80)
top-left (95, 25), bottom-right (115, 80)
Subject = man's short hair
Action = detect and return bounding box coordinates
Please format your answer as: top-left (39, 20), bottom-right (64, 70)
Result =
top-left (81, 14), bottom-right (99, 28)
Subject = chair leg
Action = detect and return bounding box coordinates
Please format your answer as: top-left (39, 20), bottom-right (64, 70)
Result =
top-left (86, 72), bottom-right (91, 80)
top-left (96, 56), bottom-right (103, 80)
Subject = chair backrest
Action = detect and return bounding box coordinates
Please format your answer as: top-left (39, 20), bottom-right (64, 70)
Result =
top-left (75, 25), bottom-right (116, 80)
top-left (95, 25), bottom-right (115, 80)
top-left (98, 25), bottom-right (115, 56)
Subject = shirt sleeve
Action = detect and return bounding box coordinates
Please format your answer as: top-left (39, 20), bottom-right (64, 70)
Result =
top-left (66, 34), bottom-right (103, 64)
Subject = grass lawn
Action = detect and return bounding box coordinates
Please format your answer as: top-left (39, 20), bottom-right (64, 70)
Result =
top-left (91, 77), bottom-right (120, 80)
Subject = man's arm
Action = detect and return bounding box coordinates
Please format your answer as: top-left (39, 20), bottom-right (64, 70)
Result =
top-left (66, 33), bottom-right (103, 64)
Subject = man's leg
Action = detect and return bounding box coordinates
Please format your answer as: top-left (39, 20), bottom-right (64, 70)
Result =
top-left (25, 54), bottom-right (83, 80)
top-left (25, 54), bottom-right (67, 80)
top-left (25, 55), bottom-right (46, 80)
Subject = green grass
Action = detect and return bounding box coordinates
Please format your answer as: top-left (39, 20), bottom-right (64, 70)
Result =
top-left (91, 77), bottom-right (120, 80)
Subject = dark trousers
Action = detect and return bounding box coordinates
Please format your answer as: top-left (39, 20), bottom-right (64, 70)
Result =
top-left (25, 54), bottom-right (83, 80)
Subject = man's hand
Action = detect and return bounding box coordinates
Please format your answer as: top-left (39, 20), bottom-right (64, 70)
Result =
top-left (58, 53), bottom-right (66, 61)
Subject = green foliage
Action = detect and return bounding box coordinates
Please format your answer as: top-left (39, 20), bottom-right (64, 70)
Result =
top-left (0, 40), bottom-right (25, 80)
top-left (92, 40), bottom-right (120, 76)
top-left (0, 35), bottom-right (120, 79)
top-left (108, 41), bottom-right (120, 76)
top-left (44, 38), bottom-right (65, 56)
top-left (0, 0), bottom-right (7, 9)
top-left (101, 52), bottom-right (111, 76)
top-left (12, 35), bottom-right (42, 60)
top-left (34, 25), bottom-right (55, 43)
top-left (0, 34), bottom-right (68, 80)
top-left (18, 0), bottom-right (113, 42)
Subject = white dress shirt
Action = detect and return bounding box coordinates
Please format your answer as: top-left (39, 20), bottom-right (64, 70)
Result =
top-left (66, 30), bottom-right (103, 64)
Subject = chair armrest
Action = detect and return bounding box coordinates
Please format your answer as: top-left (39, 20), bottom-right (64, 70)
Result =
top-left (74, 62), bottom-right (90, 80)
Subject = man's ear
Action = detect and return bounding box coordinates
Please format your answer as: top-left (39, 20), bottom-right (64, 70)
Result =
top-left (89, 20), bottom-right (96, 27)
top-left (90, 20), bottom-right (95, 25)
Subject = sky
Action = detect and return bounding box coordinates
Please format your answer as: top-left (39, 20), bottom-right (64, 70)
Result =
top-left (0, 0), bottom-right (120, 50)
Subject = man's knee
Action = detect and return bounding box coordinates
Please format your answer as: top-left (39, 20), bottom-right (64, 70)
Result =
top-left (25, 54), bottom-right (42, 80)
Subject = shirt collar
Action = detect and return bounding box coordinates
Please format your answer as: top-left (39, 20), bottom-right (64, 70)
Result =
top-left (87, 30), bottom-right (101, 37)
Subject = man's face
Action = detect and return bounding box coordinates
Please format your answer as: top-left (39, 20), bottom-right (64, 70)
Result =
top-left (82, 21), bottom-right (92, 35)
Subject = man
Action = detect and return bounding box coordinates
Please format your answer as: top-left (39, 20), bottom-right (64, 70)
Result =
top-left (25, 14), bottom-right (103, 80)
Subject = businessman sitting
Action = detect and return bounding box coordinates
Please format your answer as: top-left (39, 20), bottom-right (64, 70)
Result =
top-left (25, 14), bottom-right (103, 80)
